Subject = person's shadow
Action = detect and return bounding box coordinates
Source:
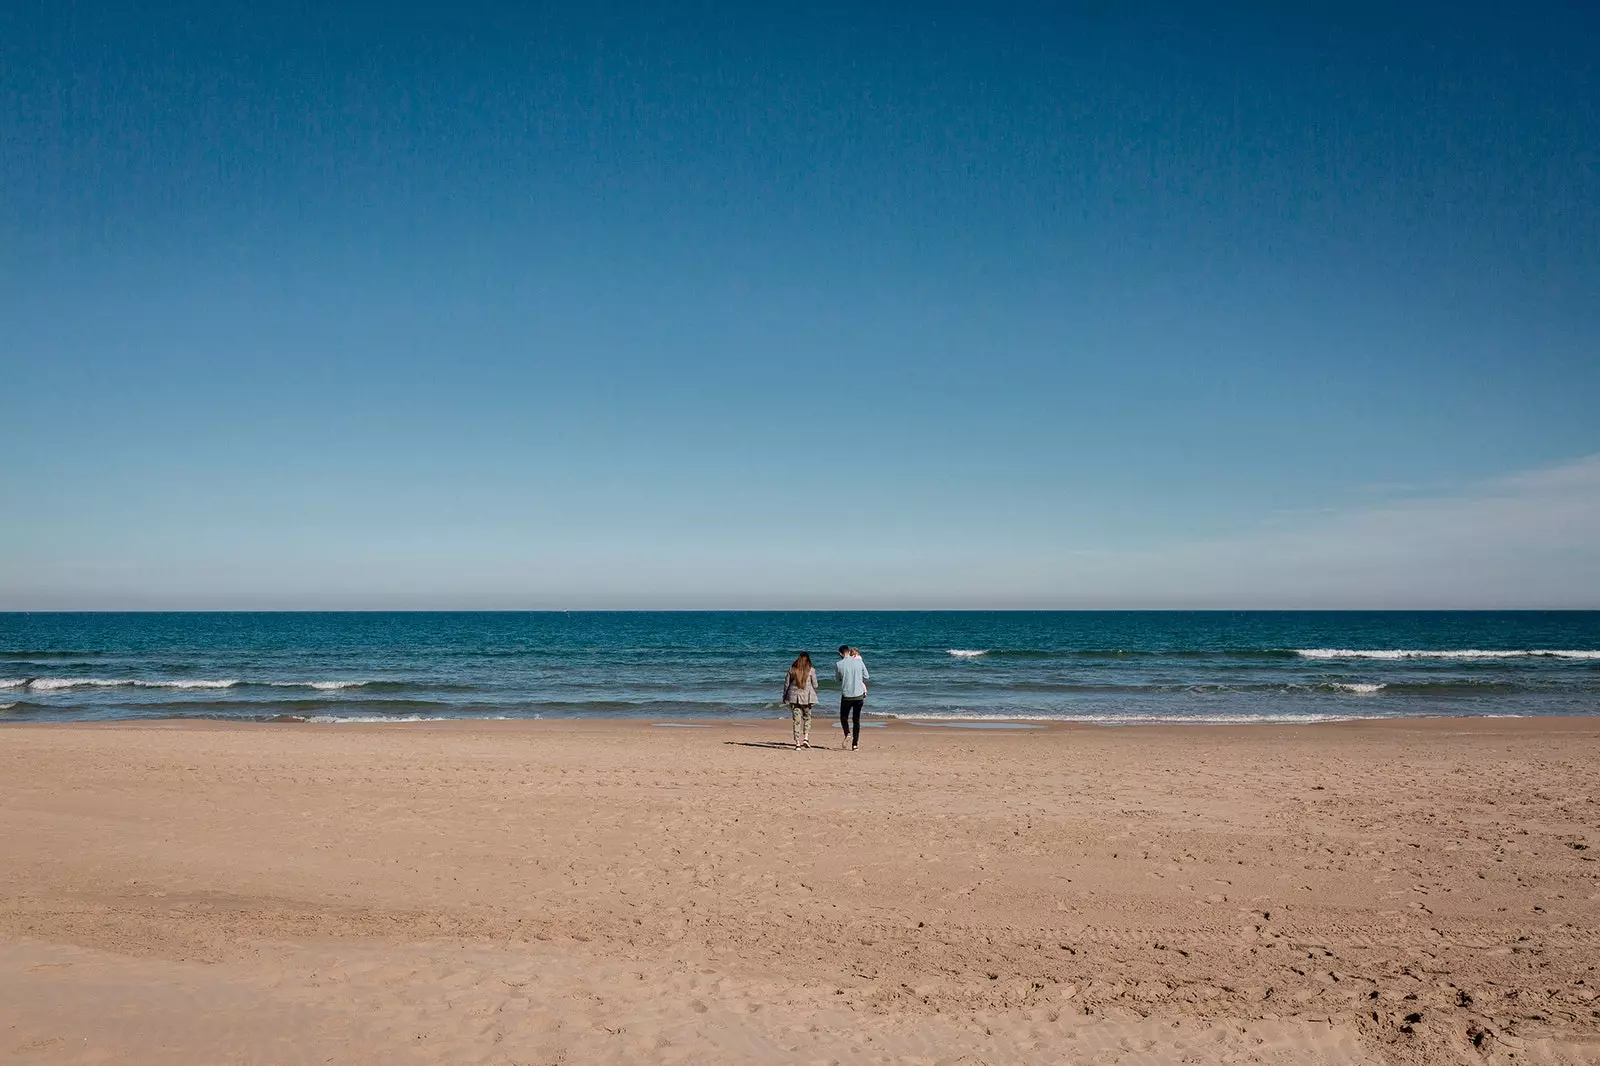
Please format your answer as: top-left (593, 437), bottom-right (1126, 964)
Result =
top-left (723, 740), bottom-right (811, 750)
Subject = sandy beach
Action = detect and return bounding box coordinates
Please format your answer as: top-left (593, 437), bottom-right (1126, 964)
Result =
top-left (2, 716), bottom-right (1597, 1065)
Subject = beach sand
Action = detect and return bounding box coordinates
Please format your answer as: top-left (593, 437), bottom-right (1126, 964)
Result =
top-left (2, 717), bottom-right (1597, 1065)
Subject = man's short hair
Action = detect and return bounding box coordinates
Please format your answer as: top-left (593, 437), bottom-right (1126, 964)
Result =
top-left (839, 645), bottom-right (851, 655)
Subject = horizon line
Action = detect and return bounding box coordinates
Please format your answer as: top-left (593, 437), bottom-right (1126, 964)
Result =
top-left (3, 607), bottom-right (1598, 615)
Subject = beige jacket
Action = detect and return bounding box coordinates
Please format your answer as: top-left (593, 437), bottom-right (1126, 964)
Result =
top-left (783, 667), bottom-right (818, 707)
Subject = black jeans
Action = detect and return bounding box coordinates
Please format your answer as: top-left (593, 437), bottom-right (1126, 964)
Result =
top-left (840, 697), bottom-right (864, 746)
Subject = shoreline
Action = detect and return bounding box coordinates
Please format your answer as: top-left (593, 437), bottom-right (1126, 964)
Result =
top-left (4, 710), bottom-right (1597, 732)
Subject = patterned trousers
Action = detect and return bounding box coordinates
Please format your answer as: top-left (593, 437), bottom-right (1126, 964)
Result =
top-left (790, 703), bottom-right (813, 745)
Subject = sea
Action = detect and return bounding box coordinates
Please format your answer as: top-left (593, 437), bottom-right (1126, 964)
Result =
top-left (2, 611), bottom-right (1597, 725)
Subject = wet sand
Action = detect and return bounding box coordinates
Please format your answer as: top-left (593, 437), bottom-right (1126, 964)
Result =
top-left (2, 716), bottom-right (1598, 1065)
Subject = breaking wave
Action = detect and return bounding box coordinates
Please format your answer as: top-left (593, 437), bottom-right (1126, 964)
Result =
top-left (302, 714), bottom-right (522, 724)
top-left (11, 678), bottom-right (241, 691)
top-left (879, 711), bottom-right (1364, 725)
top-left (0, 678), bottom-right (412, 692)
top-left (934, 647), bottom-right (1599, 662)
top-left (1297, 649), bottom-right (1600, 660)
top-left (0, 650), bottom-right (103, 660)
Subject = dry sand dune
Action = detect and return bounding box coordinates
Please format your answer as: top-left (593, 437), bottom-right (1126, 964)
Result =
top-left (2, 717), bottom-right (1598, 1065)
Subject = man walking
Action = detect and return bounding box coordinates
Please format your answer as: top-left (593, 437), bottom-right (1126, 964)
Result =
top-left (835, 645), bottom-right (869, 750)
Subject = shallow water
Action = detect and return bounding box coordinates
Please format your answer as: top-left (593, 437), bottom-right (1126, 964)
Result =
top-left (911, 721), bottom-right (1046, 729)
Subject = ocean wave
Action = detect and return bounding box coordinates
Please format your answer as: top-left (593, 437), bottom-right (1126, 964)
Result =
top-left (0, 650), bottom-right (103, 660)
top-left (879, 711), bottom-right (1364, 725)
top-left (302, 714), bottom-right (522, 724)
top-left (0, 677), bottom-right (415, 692)
top-left (10, 678), bottom-right (242, 691)
top-left (948, 647), bottom-right (1600, 662)
top-left (880, 680), bottom-right (1509, 696)
top-left (1216, 680), bottom-right (1517, 695)
top-left (1297, 649), bottom-right (1600, 660)
top-left (150, 697), bottom-right (465, 715)
top-left (936, 648), bottom-right (1304, 661)
top-left (0, 660), bottom-right (115, 671)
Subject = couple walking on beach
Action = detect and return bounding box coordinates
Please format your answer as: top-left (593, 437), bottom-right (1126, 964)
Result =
top-left (783, 646), bottom-right (869, 751)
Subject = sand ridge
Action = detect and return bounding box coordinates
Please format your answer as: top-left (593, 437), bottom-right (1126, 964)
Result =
top-left (2, 716), bottom-right (1598, 1064)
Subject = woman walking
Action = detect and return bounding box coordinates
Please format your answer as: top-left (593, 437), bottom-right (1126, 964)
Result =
top-left (783, 652), bottom-right (818, 749)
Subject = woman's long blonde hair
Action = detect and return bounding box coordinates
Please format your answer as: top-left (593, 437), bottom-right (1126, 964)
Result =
top-left (787, 652), bottom-right (813, 687)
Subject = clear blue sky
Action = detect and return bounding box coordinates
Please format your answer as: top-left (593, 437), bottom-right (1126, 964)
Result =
top-left (3, 2), bottom-right (1597, 609)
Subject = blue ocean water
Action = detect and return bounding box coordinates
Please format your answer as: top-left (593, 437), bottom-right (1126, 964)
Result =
top-left (2, 612), bottom-right (1597, 725)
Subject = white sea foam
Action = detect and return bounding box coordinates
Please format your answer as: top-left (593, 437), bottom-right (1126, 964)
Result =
top-left (1297, 648), bottom-right (1600, 660)
top-left (27, 678), bottom-right (125, 690)
top-left (306, 714), bottom-right (431, 724)
top-left (20, 678), bottom-right (241, 691)
top-left (0, 702), bottom-right (16, 711)
top-left (914, 721), bottom-right (1045, 729)
top-left (3, 677), bottom-right (382, 691)
top-left (947, 649), bottom-right (989, 658)
top-left (879, 711), bottom-right (1362, 725)
top-left (138, 679), bottom-right (239, 689)
top-left (305, 714), bottom-right (519, 724)
top-left (1329, 682), bottom-right (1386, 694)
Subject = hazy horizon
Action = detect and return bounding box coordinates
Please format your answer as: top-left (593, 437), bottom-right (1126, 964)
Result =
top-left (4, 608), bottom-right (1600, 615)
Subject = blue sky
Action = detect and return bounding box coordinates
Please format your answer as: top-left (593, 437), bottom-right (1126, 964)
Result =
top-left (2, 2), bottom-right (1597, 609)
